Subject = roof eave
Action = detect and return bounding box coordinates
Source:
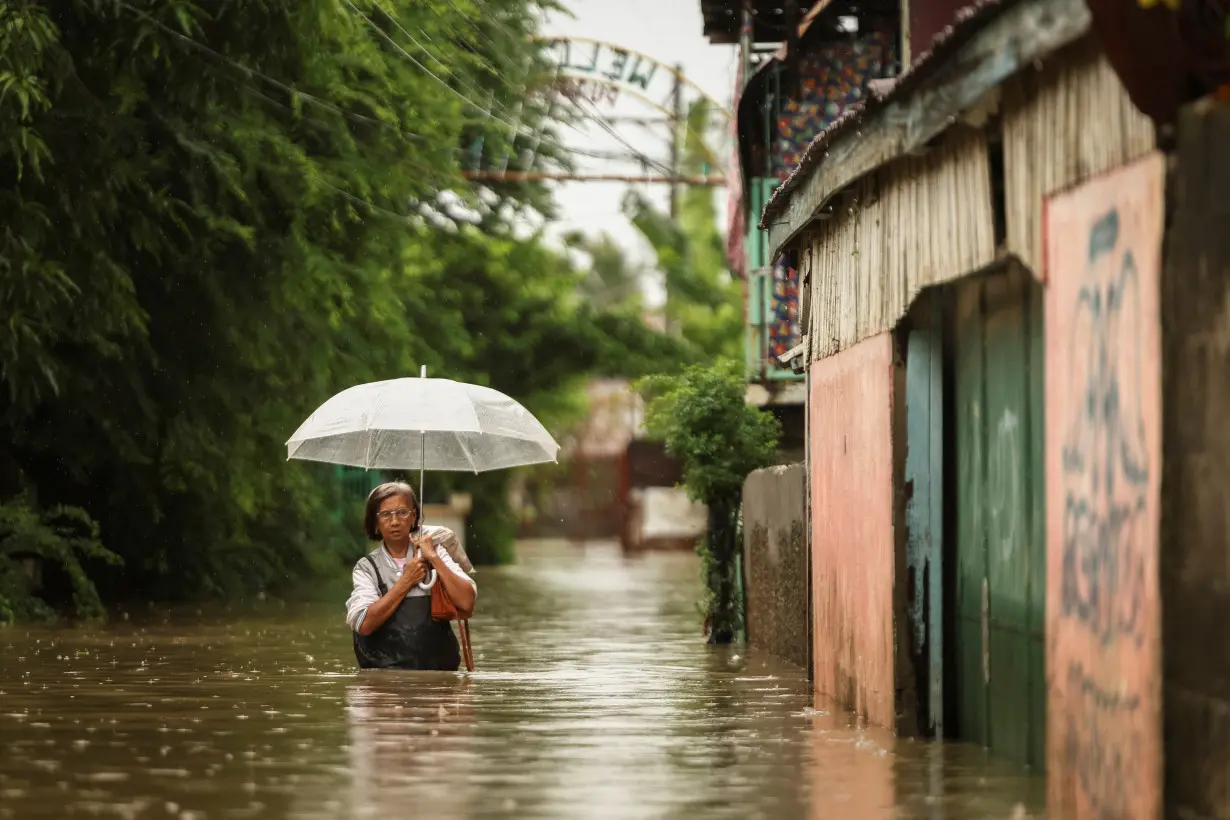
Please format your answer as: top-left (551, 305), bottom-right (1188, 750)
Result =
top-left (760, 0), bottom-right (1094, 258)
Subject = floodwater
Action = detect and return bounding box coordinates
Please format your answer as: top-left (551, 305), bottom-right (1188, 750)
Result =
top-left (0, 540), bottom-right (1045, 819)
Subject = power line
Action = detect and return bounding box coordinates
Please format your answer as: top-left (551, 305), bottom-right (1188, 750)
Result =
top-left (342, 0), bottom-right (529, 135)
top-left (568, 95), bottom-right (674, 176)
top-left (116, 1), bottom-right (436, 145)
top-left (372, 0), bottom-right (544, 169)
top-left (371, 0), bottom-right (452, 72)
top-left (119, 1), bottom-right (646, 171)
top-left (350, 0), bottom-right (676, 173)
top-left (347, 0), bottom-right (561, 165)
top-left (443, 0), bottom-right (524, 54)
top-left (349, 2), bottom-right (728, 178)
top-left (119, 0), bottom-right (699, 199)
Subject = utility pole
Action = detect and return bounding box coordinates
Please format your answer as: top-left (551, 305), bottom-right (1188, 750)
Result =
top-left (786, 0), bottom-right (801, 97)
top-left (668, 63), bottom-right (684, 221)
top-left (664, 63), bottom-right (685, 337)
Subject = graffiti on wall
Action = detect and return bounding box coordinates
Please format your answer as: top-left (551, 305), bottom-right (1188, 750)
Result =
top-left (1044, 153), bottom-right (1164, 819)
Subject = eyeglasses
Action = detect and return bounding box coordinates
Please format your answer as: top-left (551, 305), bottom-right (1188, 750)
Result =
top-left (377, 508), bottom-right (413, 522)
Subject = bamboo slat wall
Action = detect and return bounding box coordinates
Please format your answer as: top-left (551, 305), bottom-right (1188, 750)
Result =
top-left (803, 128), bottom-right (996, 365)
top-left (1003, 36), bottom-right (1156, 277)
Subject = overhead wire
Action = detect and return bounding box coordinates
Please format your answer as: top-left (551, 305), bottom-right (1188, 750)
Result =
top-left (114, 0), bottom-right (565, 224)
top-left (369, 0), bottom-right (545, 170)
top-left (114, 1), bottom-right (443, 147)
top-left (441, 0), bottom-right (526, 55)
top-left (119, 0), bottom-right (685, 202)
top-left (341, 0), bottom-right (534, 136)
top-left (349, 0), bottom-right (674, 172)
top-left (570, 94), bottom-right (674, 176)
top-left (112, 0), bottom-right (479, 224)
top-left (119, 0), bottom-right (651, 173)
top-left (370, 0), bottom-right (685, 176)
top-left (352, 0), bottom-right (697, 179)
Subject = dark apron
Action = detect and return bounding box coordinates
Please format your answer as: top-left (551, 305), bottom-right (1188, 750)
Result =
top-left (352, 554), bottom-right (461, 671)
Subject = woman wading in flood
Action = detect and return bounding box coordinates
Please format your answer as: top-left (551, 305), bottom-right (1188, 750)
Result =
top-left (345, 482), bottom-right (476, 670)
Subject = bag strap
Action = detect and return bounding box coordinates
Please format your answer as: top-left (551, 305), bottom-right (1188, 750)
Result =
top-left (363, 553), bottom-right (388, 596)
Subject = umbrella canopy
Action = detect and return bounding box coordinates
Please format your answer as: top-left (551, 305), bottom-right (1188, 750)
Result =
top-left (286, 376), bottom-right (559, 472)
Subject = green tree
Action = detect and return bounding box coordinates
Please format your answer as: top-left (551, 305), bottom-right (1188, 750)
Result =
top-left (639, 363), bottom-right (780, 643)
top-left (564, 230), bottom-right (648, 311)
top-left (622, 99), bottom-right (741, 358)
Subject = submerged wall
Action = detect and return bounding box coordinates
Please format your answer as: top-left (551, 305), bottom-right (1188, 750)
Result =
top-left (742, 464), bottom-right (808, 668)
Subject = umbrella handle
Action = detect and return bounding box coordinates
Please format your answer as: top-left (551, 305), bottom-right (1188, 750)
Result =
top-left (418, 567), bottom-right (438, 591)
top-left (420, 365), bottom-right (427, 528)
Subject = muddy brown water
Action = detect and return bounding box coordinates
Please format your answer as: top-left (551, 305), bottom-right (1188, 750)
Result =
top-left (0, 540), bottom-right (1045, 819)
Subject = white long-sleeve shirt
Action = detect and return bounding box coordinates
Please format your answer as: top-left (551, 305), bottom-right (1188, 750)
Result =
top-left (345, 540), bottom-right (476, 632)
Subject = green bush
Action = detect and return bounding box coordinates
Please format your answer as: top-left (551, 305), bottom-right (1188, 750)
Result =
top-left (639, 363), bottom-right (780, 643)
top-left (0, 494), bottom-right (120, 622)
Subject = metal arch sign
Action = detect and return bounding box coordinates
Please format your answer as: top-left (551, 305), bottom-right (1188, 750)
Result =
top-left (535, 36), bottom-right (734, 121)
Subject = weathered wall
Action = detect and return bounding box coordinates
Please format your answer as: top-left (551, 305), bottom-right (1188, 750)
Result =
top-left (802, 127), bottom-right (996, 366)
top-left (808, 333), bottom-right (898, 728)
top-left (1003, 35), bottom-right (1156, 277)
top-left (742, 464), bottom-right (809, 669)
top-left (1044, 153), bottom-right (1165, 819)
top-left (1161, 100), bottom-right (1230, 820)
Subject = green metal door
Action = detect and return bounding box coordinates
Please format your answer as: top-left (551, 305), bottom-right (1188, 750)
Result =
top-left (952, 265), bottom-right (1045, 769)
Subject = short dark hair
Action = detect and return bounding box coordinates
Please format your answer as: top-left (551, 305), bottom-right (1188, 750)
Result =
top-left (363, 481), bottom-right (421, 541)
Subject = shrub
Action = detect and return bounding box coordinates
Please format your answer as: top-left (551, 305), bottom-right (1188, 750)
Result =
top-left (639, 363), bottom-right (780, 643)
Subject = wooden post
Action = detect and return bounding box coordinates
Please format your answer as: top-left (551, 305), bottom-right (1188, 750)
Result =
top-left (786, 0), bottom-right (800, 97)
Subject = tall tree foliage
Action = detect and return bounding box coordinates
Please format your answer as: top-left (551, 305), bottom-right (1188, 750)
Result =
top-left (0, 0), bottom-right (680, 617)
top-left (563, 230), bottom-right (647, 312)
top-left (622, 99), bottom-right (741, 357)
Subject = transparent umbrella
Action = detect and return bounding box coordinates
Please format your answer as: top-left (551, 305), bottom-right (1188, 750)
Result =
top-left (285, 367), bottom-right (560, 481)
top-left (287, 368), bottom-right (558, 674)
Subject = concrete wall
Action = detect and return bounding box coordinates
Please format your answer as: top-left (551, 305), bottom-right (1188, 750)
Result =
top-left (1161, 100), bottom-right (1230, 820)
top-left (1044, 152), bottom-right (1165, 819)
top-left (808, 333), bottom-right (899, 728)
top-left (742, 464), bottom-right (808, 669)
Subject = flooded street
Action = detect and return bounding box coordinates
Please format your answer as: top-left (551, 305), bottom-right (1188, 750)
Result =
top-left (1, 541), bottom-right (1044, 819)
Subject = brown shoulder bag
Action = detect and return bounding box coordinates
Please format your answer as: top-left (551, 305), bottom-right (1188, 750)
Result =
top-left (430, 573), bottom-right (474, 672)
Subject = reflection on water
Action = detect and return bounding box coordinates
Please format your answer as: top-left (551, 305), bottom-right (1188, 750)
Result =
top-left (0, 540), bottom-right (1044, 818)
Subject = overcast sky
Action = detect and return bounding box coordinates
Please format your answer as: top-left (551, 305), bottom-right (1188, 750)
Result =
top-left (538, 0), bottom-right (738, 300)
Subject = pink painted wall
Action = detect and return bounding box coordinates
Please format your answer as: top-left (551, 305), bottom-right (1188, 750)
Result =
top-left (808, 333), bottom-right (897, 728)
top-left (1043, 153), bottom-right (1165, 819)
